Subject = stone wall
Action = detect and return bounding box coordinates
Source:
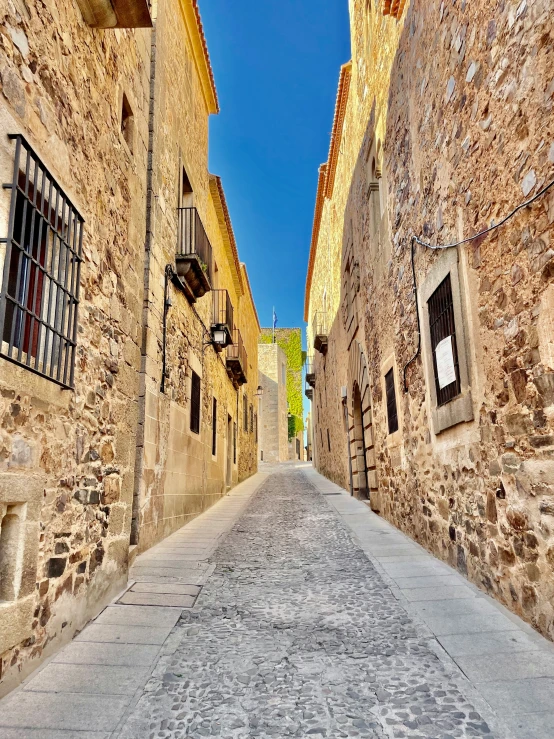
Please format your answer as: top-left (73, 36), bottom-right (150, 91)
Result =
top-left (306, 0), bottom-right (554, 640)
top-left (259, 344), bottom-right (288, 462)
top-left (0, 0), bottom-right (150, 692)
top-left (132, 0), bottom-right (258, 555)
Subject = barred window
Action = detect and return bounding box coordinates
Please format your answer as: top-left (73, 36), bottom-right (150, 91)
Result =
top-left (254, 412), bottom-right (258, 443)
top-left (243, 394), bottom-right (248, 432)
top-left (385, 368), bottom-right (398, 434)
top-left (428, 274), bottom-right (461, 407)
top-left (211, 397), bottom-right (217, 456)
top-left (233, 421), bottom-right (237, 464)
top-left (0, 135), bottom-right (83, 388)
top-left (190, 371), bottom-right (201, 434)
top-left (249, 403), bottom-right (253, 433)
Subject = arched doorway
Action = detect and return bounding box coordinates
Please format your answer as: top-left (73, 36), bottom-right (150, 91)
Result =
top-left (351, 382), bottom-right (369, 500)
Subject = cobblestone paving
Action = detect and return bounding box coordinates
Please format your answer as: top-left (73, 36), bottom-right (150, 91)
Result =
top-left (117, 468), bottom-right (494, 739)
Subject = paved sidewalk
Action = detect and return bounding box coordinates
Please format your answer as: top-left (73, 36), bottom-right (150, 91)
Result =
top-left (304, 466), bottom-right (554, 739)
top-left (0, 470), bottom-right (268, 738)
top-left (1, 463), bottom-right (553, 738)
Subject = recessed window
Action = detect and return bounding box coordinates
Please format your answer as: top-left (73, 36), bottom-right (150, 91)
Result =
top-left (233, 421), bottom-right (237, 464)
top-left (0, 503), bottom-right (24, 602)
top-left (190, 371), bottom-right (201, 434)
top-left (249, 404), bottom-right (253, 434)
top-left (243, 395), bottom-right (248, 432)
top-left (254, 412), bottom-right (258, 443)
top-left (327, 429), bottom-right (331, 452)
top-left (121, 93), bottom-right (134, 153)
top-left (428, 273), bottom-right (461, 406)
top-left (0, 135), bottom-right (83, 388)
top-left (212, 397), bottom-right (217, 456)
top-left (385, 368), bottom-right (398, 434)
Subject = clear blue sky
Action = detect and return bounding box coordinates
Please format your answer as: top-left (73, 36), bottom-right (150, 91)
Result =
top-left (201, 0), bottom-right (351, 332)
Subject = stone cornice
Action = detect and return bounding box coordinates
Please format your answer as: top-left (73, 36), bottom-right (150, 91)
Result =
top-left (209, 175), bottom-right (244, 299)
top-left (181, 0), bottom-right (219, 114)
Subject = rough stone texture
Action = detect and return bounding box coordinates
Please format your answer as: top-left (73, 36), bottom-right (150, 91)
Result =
top-left (258, 344), bottom-right (289, 462)
top-left (0, 0), bottom-right (150, 692)
top-left (306, 0), bottom-right (554, 640)
top-left (116, 468), bottom-right (495, 739)
top-left (131, 0), bottom-right (259, 555)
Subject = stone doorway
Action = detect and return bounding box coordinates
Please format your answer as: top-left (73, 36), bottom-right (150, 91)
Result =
top-left (350, 382), bottom-right (369, 500)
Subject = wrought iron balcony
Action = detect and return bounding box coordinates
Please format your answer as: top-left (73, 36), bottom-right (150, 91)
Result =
top-left (312, 311), bottom-right (328, 355)
top-left (211, 289), bottom-right (234, 349)
top-left (305, 379), bottom-right (313, 401)
top-left (175, 207), bottom-right (212, 301)
top-left (226, 328), bottom-right (248, 387)
top-left (305, 358), bottom-right (316, 388)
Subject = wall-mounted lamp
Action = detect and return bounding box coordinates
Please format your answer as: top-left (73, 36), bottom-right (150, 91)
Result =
top-left (254, 385), bottom-right (264, 398)
top-left (211, 328), bottom-right (227, 346)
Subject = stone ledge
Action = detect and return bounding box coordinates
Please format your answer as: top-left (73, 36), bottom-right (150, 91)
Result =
top-left (432, 392), bottom-right (474, 435)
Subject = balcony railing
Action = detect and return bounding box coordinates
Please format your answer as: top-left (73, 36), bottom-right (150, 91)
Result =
top-left (175, 207), bottom-right (212, 300)
top-left (305, 358), bottom-right (316, 388)
top-left (312, 311), bottom-right (328, 355)
top-left (305, 378), bottom-right (313, 401)
top-left (226, 328), bottom-right (248, 387)
top-left (212, 289), bottom-right (234, 348)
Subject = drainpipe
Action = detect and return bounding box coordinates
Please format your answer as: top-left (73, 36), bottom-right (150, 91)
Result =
top-left (131, 12), bottom-right (158, 546)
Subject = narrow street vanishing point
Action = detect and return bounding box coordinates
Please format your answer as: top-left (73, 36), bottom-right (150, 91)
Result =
top-left (1, 465), bottom-right (553, 738)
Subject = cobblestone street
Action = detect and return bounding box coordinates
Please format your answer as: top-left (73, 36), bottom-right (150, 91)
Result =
top-left (2, 465), bottom-right (554, 739)
top-left (118, 466), bottom-right (499, 739)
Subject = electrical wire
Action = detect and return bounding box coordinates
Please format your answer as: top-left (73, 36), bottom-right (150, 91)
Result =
top-left (402, 175), bottom-right (554, 392)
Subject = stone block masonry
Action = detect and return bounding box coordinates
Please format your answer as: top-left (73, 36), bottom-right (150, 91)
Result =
top-left (305, 0), bottom-right (554, 642)
top-left (0, 0), bottom-right (260, 694)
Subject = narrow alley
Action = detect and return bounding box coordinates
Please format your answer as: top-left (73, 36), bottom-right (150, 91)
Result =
top-left (1, 464), bottom-right (553, 739)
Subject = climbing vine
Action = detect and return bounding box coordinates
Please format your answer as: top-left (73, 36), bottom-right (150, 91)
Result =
top-left (260, 328), bottom-right (304, 440)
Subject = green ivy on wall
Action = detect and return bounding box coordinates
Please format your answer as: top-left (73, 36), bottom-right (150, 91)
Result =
top-left (260, 327), bottom-right (304, 440)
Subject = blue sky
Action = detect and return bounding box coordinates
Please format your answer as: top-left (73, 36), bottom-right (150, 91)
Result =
top-left (201, 0), bottom-right (351, 333)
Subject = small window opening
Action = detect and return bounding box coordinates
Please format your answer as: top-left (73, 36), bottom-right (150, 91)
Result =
top-left (327, 429), bottom-right (331, 452)
top-left (0, 504), bottom-right (24, 602)
top-left (428, 273), bottom-right (462, 406)
top-left (243, 395), bottom-right (248, 432)
top-left (212, 397), bottom-right (217, 456)
top-left (385, 368), bottom-right (399, 434)
top-left (121, 93), bottom-right (134, 153)
top-left (233, 421), bottom-right (237, 464)
top-left (190, 371), bottom-right (201, 434)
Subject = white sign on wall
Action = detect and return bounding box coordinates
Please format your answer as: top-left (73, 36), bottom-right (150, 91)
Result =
top-left (435, 336), bottom-right (456, 389)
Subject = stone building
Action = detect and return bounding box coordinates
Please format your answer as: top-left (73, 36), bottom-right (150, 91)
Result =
top-left (305, 0), bottom-right (554, 640)
top-left (0, 0), bottom-right (259, 692)
top-left (258, 343), bottom-right (288, 463)
top-left (0, 0), bottom-right (151, 692)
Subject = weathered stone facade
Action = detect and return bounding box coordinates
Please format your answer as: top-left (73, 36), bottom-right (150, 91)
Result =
top-left (258, 343), bottom-right (288, 463)
top-left (306, 0), bottom-right (554, 639)
top-left (0, 0), bottom-right (259, 693)
top-left (131, 0), bottom-right (259, 556)
top-left (0, 0), bottom-right (150, 692)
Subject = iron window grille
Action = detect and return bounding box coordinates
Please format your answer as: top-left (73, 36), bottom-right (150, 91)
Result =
top-left (211, 397), bottom-right (217, 455)
top-left (254, 412), bottom-right (258, 443)
top-left (249, 403), bottom-right (253, 433)
top-left (243, 395), bottom-right (248, 432)
top-left (428, 273), bottom-right (461, 406)
top-left (0, 134), bottom-right (84, 388)
top-left (233, 421), bottom-right (237, 464)
top-left (190, 371), bottom-right (201, 434)
top-left (385, 368), bottom-right (399, 434)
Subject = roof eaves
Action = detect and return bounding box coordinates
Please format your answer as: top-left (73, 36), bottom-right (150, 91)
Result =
top-left (184, 0), bottom-right (220, 115)
top-left (209, 175), bottom-right (244, 297)
top-left (303, 163), bottom-right (328, 322)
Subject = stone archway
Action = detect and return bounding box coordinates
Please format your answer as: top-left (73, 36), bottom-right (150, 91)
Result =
top-left (347, 341), bottom-right (380, 510)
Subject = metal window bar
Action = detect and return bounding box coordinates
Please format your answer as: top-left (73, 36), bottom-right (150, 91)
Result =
top-left (0, 134), bottom-right (83, 388)
top-left (177, 206), bottom-right (213, 285)
top-left (212, 397), bottom-right (217, 455)
top-left (233, 421), bottom-right (237, 464)
top-left (385, 368), bottom-right (399, 434)
top-left (243, 394), bottom-right (248, 432)
top-left (254, 412), bottom-right (258, 443)
top-left (428, 273), bottom-right (461, 406)
top-left (226, 328), bottom-right (248, 381)
top-left (212, 289), bottom-right (233, 333)
top-left (249, 403), bottom-right (253, 433)
top-left (190, 371), bottom-right (201, 434)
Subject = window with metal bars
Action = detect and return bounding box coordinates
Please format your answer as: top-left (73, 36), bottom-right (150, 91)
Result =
top-left (428, 273), bottom-right (461, 407)
top-left (385, 368), bottom-right (399, 434)
top-left (190, 371), bottom-right (201, 434)
top-left (327, 429), bottom-right (331, 452)
top-left (249, 404), bottom-right (253, 433)
top-left (211, 397), bottom-right (217, 456)
top-left (243, 394), bottom-right (248, 432)
top-left (254, 412), bottom-right (258, 443)
top-left (233, 421), bottom-right (237, 464)
top-left (0, 135), bottom-right (83, 388)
